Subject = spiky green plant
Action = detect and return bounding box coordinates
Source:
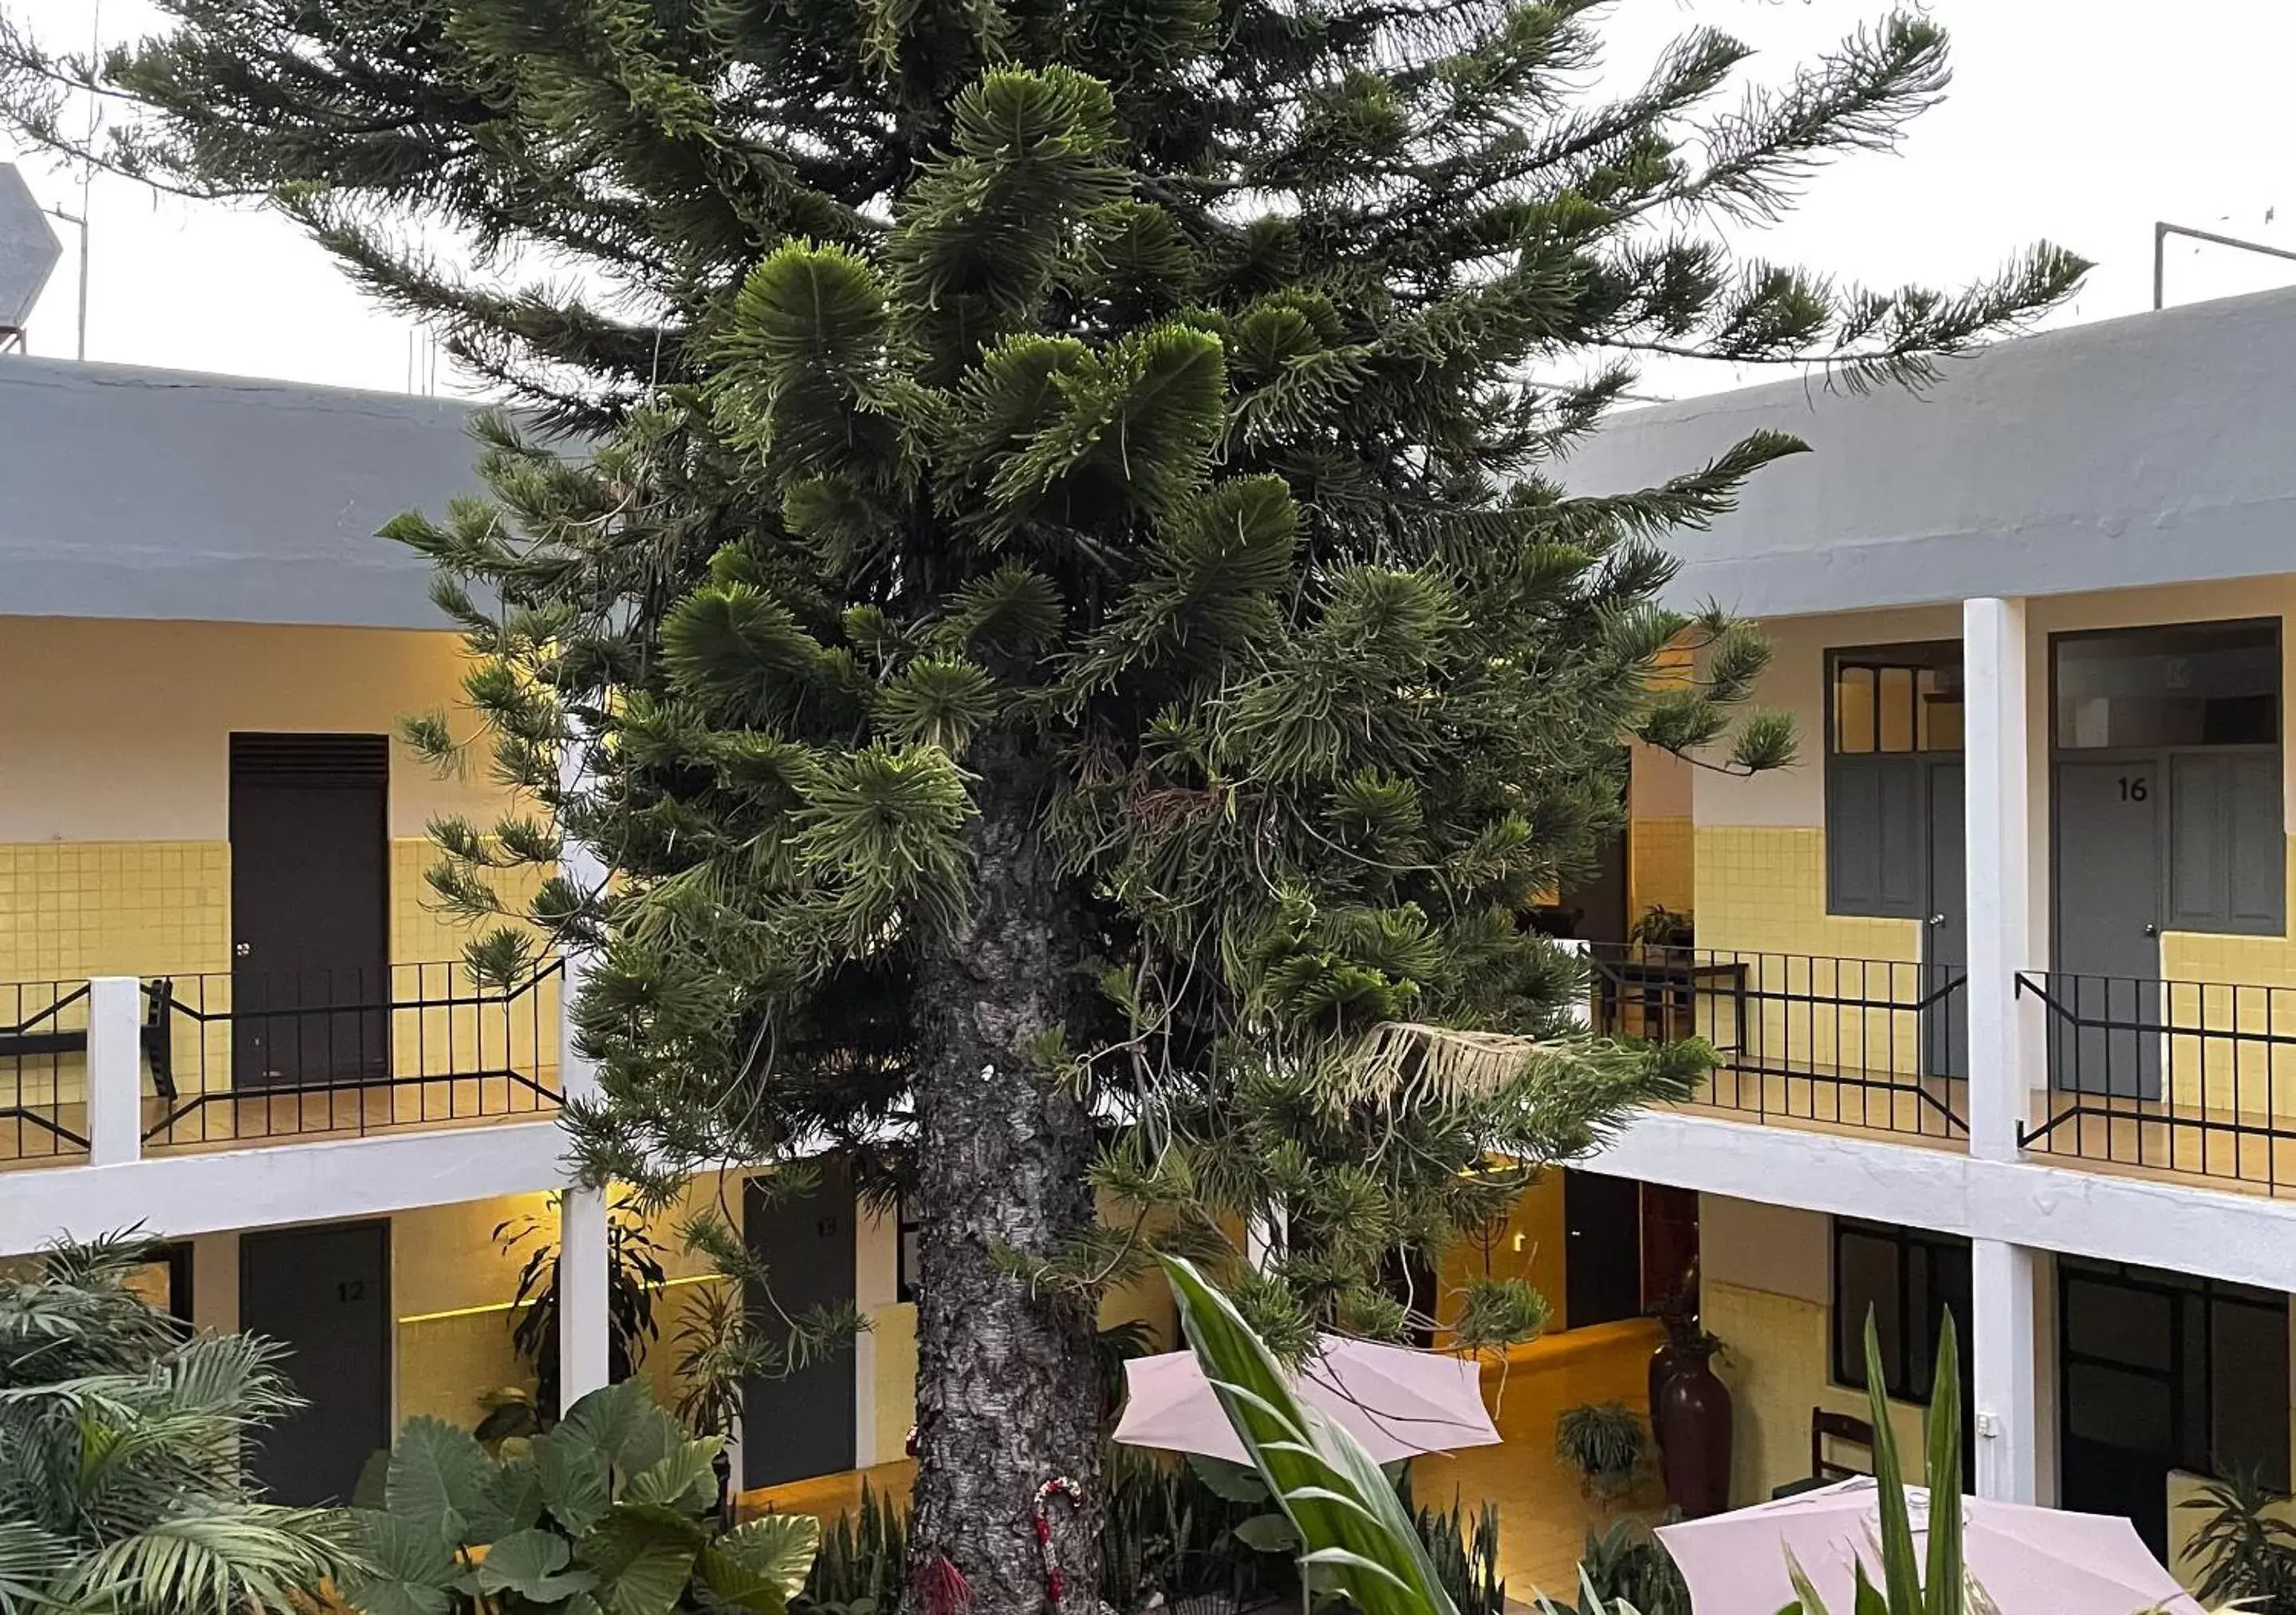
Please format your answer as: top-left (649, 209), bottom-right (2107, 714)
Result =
top-left (1774, 1308), bottom-right (1967, 1615)
top-left (343, 1378), bottom-right (817, 1615)
top-left (0, 1232), bottom-right (358, 1615)
top-left (1164, 1254), bottom-right (1459, 1615)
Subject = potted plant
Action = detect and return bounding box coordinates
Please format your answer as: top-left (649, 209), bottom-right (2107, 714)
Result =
top-left (1557, 1402), bottom-right (1647, 1501)
top-left (1628, 905), bottom-right (1695, 955)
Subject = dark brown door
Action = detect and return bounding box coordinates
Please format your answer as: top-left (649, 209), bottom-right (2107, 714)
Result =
top-left (1640, 1183), bottom-right (1700, 1312)
top-left (228, 735), bottom-right (390, 1086)
top-left (240, 1221), bottom-right (391, 1504)
top-left (742, 1164), bottom-right (857, 1487)
top-left (1564, 1168), bottom-right (1644, 1329)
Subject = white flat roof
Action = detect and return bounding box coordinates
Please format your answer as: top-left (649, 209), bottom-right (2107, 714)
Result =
top-left (1562, 285), bottom-right (2296, 620)
top-left (0, 356), bottom-right (486, 628)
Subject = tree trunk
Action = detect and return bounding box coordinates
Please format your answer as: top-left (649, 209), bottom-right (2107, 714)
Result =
top-left (908, 743), bottom-right (1101, 1615)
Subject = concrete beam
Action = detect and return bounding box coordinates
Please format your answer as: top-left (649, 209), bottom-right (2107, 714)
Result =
top-left (1593, 1107), bottom-right (2296, 1294)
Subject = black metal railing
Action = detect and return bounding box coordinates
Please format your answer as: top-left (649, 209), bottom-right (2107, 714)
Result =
top-left (141, 959), bottom-right (565, 1152)
top-left (0, 979), bottom-right (93, 1161)
top-left (1589, 945), bottom-right (1968, 1140)
top-left (2018, 970), bottom-right (2296, 1194)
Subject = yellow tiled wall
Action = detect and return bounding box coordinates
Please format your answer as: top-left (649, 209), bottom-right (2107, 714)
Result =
top-left (1701, 1278), bottom-right (1929, 1504)
top-left (0, 837), bottom-right (553, 1111)
top-left (0, 841), bottom-right (230, 983)
top-left (2157, 847), bottom-right (2296, 1118)
top-left (1698, 1196), bottom-right (1928, 1507)
top-left (1681, 827), bottom-right (1931, 1089)
top-left (1629, 815), bottom-right (1694, 920)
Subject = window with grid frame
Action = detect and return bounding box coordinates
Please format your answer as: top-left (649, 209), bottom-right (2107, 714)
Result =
top-left (1825, 643), bottom-right (1963, 919)
top-left (1830, 1216), bottom-right (1971, 1402)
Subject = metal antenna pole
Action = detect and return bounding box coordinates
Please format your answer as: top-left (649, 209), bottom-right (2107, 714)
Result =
top-left (74, 0), bottom-right (98, 359)
top-left (2153, 220), bottom-right (2296, 310)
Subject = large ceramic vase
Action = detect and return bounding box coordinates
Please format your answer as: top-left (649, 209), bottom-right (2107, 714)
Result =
top-left (1656, 1343), bottom-right (1732, 1518)
top-left (1647, 1337), bottom-right (1693, 1449)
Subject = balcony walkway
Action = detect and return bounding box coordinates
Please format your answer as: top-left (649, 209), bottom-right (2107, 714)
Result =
top-left (738, 1319), bottom-right (1667, 1607)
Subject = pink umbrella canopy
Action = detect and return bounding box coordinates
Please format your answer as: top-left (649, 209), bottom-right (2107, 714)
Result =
top-left (1112, 1336), bottom-right (1502, 1466)
top-left (1655, 1478), bottom-right (2203, 1614)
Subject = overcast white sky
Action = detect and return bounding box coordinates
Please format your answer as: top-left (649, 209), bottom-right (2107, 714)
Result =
top-left (5, 0), bottom-right (2295, 399)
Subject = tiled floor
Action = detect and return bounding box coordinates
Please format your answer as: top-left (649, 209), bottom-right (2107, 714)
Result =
top-left (737, 1319), bottom-right (1670, 1609)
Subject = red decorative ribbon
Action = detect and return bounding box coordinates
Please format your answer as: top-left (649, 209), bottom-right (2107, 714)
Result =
top-left (1031, 1476), bottom-right (1083, 1607)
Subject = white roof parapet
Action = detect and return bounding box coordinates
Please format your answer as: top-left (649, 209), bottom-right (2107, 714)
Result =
top-left (1562, 285), bottom-right (2296, 620)
top-left (0, 355), bottom-right (489, 628)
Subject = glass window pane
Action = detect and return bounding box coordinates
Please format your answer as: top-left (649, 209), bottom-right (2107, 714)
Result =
top-left (1837, 1231), bottom-right (1904, 1392)
top-left (2066, 1277), bottom-right (2175, 1372)
top-left (1878, 667), bottom-right (1916, 753)
top-left (2055, 620), bottom-right (2281, 750)
top-left (2067, 1363), bottom-right (2175, 1452)
top-left (1919, 668), bottom-right (1965, 752)
top-left (1837, 666), bottom-right (1877, 754)
top-left (2212, 1297), bottom-right (2291, 1488)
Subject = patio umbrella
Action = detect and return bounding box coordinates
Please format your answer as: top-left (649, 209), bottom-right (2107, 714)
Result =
top-left (1112, 1336), bottom-right (1502, 1465)
top-left (1655, 1477), bottom-right (2203, 1614)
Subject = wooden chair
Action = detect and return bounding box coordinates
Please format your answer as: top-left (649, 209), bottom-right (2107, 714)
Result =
top-left (1812, 1408), bottom-right (1875, 1482)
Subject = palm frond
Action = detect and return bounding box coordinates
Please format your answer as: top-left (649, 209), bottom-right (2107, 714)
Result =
top-left (57, 1505), bottom-right (357, 1615)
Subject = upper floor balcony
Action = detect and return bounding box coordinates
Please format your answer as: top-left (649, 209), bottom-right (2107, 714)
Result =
top-left (1589, 942), bottom-right (2296, 1202)
top-left (0, 959), bottom-right (562, 1169)
top-left (1589, 943), bottom-right (1968, 1148)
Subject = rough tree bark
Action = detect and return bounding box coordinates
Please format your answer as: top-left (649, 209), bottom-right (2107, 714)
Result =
top-left (907, 739), bottom-right (1102, 1615)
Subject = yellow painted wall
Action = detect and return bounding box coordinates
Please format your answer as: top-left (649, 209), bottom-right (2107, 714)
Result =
top-left (1629, 741), bottom-right (1695, 923)
top-left (388, 1176), bottom-right (741, 1434)
top-left (1436, 1170), bottom-right (1569, 1336)
top-left (1686, 589), bottom-right (2296, 1119)
top-left (0, 618), bottom-right (547, 1113)
top-left (1699, 1196), bottom-right (1929, 1507)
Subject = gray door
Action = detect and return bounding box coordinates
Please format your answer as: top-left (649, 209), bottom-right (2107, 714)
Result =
top-left (1924, 762), bottom-right (1967, 1081)
top-left (2054, 759), bottom-right (2163, 1097)
top-left (742, 1164), bottom-right (857, 1487)
top-left (239, 1222), bottom-right (391, 1504)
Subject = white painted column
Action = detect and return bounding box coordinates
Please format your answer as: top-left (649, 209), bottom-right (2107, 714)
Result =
top-left (85, 976), bottom-right (143, 1168)
top-left (1962, 596), bottom-right (2041, 1160)
top-left (556, 747), bottom-right (612, 1403)
top-left (1971, 1238), bottom-right (2038, 1503)
top-left (1963, 600), bottom-right (2045, 1504)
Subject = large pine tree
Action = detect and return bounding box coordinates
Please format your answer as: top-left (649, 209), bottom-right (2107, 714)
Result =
top-left (2, 2), bottom-right (2080, 1608)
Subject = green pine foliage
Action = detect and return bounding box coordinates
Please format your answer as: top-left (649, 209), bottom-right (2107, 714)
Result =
top-left (0, 0), bottom-right (2082, 1591)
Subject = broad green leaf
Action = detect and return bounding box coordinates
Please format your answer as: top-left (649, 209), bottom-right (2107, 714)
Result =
top-left (628, 1437), bottom-right (723, 1513)
top-left (1183, 1455), bottom-right (1269, 1504)
top-left (352, 1447), bottom-right (392, 1511)
top-left (475, 1526), bottom-right (600, 1603)
top-left (581, 1503), bottom-right (707, 1615)
top-left (699, 1515), bottom-right (821, 1615)
top-left (343, 1509), bottom-right (459, 1615)
top-left (387, 1417), bottom-right (493, 1540)
top-left (482, 1453), bottom-right (546, 1539)
top-left (1231, 1513), bottom-right (1301, 1553)
top-left (536, 1425), bottom-right (612, 1537)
